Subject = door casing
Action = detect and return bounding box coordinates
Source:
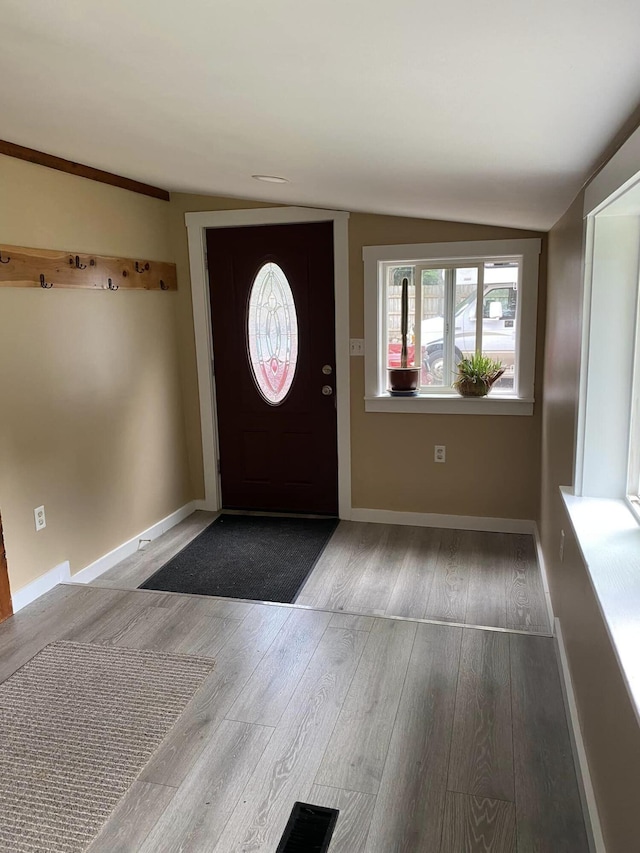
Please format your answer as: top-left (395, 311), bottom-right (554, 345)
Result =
top-left (186, 207), bottom-right (351, 518)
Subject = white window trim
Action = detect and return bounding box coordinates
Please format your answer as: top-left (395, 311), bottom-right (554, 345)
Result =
top-left (575, 188), bottom-right (640, 500)
top-left (566, 122), bottom-right (640, 725)
top-left (363, 238), bottom-right (541, 415)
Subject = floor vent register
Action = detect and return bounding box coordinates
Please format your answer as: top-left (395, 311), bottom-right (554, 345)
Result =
top-left (276, 802), bottom-right (339, 853)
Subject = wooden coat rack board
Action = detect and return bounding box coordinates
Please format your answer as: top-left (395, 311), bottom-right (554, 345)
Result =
top-left (0, 244), bottom-right (177, 291)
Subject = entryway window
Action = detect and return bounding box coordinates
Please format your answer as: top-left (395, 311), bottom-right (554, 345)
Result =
top-left (363, 238), bottom-right (541, 414)
top-left (385, 261), bottom-right (519, 391)
top-left (576, 188), bottom-right (640, 513)
top-left (562, 128), bottom-right (640, 725)
top-left (628, 267), bottom-right (640, 517)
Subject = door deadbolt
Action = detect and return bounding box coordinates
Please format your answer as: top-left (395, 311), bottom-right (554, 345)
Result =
top-left (321, 385), bottom-right (333, 396)
top-left (322, 364), bottom-right (333, 375)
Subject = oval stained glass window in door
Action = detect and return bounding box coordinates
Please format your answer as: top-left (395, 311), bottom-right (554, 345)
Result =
top-left (247, 262), bottom-right (299, 404)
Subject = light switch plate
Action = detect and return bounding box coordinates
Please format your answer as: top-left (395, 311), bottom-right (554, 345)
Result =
top-left (350, 338), bottom-right (364, 356)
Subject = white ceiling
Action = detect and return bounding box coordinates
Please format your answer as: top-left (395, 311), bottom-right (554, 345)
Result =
top-left (2, 0), bottom-right (640, 230)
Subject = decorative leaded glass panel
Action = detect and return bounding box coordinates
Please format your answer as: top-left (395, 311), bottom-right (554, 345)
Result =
top-left (247, 262), bottom-right (298, 404)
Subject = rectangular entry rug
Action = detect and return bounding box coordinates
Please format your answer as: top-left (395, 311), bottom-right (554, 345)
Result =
top-left (140, 513), bottom-right (339, 603)
top-left (0, 640), bottom-right (215, 853)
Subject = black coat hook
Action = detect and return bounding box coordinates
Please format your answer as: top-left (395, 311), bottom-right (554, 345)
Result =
top-left (0, 251), bottom-right (10, 264)
top-left (160, 279), bottom-right (168, 291)
top-left (107, 278), bottom-right (118, 291)
top-left (69, 255), bottom-right (87, 270)
top-left (40, 274), bottom-right (53, 289)
top-left (135, 261), bottom-right (149, 274)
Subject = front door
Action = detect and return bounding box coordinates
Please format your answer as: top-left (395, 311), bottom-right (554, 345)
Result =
top-left (207, 221), bottom-right (338, 514)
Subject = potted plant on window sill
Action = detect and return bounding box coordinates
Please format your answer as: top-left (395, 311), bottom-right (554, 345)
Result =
top-left (453, 354), bottom-right (505, 397)
top-left (388, 276), bottom-right (421, 396)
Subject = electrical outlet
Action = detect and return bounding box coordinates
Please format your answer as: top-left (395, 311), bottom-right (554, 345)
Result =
top-left (434, 445), bottom-right (446, 463)
top-left (34, 505), bottom-right (46, 532)
top-left (559, 529), bottom-right (565, 562)
top-left (349, 338), bottom-right (365, 356)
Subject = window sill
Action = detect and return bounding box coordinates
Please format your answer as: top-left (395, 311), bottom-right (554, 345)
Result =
top-left (364, 394), bottom-right (534, 415)
top-left (560, 486), bottom-right (640, 725)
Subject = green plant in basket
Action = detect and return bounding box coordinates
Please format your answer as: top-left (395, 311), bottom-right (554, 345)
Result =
top-left (453, 353), bottom-right (505, 397)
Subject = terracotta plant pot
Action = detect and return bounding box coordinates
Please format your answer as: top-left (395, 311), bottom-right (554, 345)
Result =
top-left (388, 367), bottom-right (421, 396)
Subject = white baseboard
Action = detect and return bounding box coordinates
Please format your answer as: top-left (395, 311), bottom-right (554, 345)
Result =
top-left (193, 498), bottom-right (217, 512)
top-left (71, 501), bottom-right (198, 584)
top-left (349, 507), bottom-right (535, 534)
top-left (12, 561), bottom-right (71, 613)
top-left (554, 618), bottom-right (606, 853)
top-left (532, 523), bottom-right (556, 629)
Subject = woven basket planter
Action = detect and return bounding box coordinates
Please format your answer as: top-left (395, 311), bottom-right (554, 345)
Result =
top-left (454, 377), bottom-right (491, 397)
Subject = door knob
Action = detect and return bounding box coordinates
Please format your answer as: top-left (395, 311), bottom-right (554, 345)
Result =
top-left (321, 385), bottom-right (333, 396)
top-left (322, 364), bottom-right (333, 375)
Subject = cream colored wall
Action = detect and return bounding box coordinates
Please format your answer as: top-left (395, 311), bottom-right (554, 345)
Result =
top-left (169, 193), bottom-right (544, 519)
top-left (349, 213), bottom-right (546, 517)
top-left (0, 155), bottom-right (192, 592)
top-left (541, 194), bottom-right (640, 851)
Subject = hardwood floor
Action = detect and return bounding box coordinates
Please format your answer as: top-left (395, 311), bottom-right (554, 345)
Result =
top-left (89, 512), bottom-right (552, 634)
top-left (0, 584), bottom-right (588, 853)
top-left (447, 630), bottom-right (514, 802)
top-left (302, 523), bottom-right (551, 633)
top-left (440, 793), bottom-right (517, 853)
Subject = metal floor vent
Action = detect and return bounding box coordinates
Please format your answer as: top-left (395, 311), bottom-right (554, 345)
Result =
top-left (276, 801), bottom-right (340, 853)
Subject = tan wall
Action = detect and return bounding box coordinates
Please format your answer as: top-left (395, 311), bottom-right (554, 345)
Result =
top-left (541, 194), bottom-right (640, 851)
top-left (0, 155), bottom-right (192, 592)
top-left (169, 193), bottom-right (544, 519)
top-left (348, 213), bottom-right (546, 517)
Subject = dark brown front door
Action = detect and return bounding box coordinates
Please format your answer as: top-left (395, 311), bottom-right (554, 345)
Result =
top-left (207, 221), bottom-right (338, 514)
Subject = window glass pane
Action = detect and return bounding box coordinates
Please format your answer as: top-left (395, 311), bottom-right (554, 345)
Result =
top-left (421, 268), bottom-right (446, 386)
top-left (387, 266), bottom-right (416, 368)
top-left (481, 262), bottom-right (519, 391)
top-left (247, 262), bottom-right (298, 405)
top-left (454, 268), bottom-right (478, 373)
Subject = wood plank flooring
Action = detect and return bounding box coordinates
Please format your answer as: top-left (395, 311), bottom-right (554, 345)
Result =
top-left (448, 629), bottom-right (514, 802)
top-left (304, 523), bottom-right (550, 634)
top-left (440, 793), bottom-right (517, 853)
top-left (365, 622), bottom-right (462, 852)
top-left (90, 512), bottom-right (552, 634)
top-left (0, 584), bottom-right (587, 853)
top-left (314, 617), bottom-right (417, 794)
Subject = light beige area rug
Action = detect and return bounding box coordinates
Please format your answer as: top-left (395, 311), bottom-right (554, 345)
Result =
top-left (0, 640), bottom-right (215, 852)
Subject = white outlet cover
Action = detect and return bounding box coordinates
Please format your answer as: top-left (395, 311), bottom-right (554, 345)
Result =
top-left (34, 505), bottom-right (46, 531)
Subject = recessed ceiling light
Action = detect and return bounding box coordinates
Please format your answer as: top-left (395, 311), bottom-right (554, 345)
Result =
top-left (252, 174), bottom-right (289, 184)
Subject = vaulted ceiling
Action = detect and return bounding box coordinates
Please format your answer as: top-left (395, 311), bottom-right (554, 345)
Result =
top-left (2, 0), bottom-right (640, 229)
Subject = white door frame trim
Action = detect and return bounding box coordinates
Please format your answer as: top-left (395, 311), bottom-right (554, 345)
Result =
top-left (185, 206), bottom-right (352, 518)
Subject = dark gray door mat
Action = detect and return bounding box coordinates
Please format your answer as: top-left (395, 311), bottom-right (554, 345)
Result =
top-left (139, 514), bottom-right (339, 603)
